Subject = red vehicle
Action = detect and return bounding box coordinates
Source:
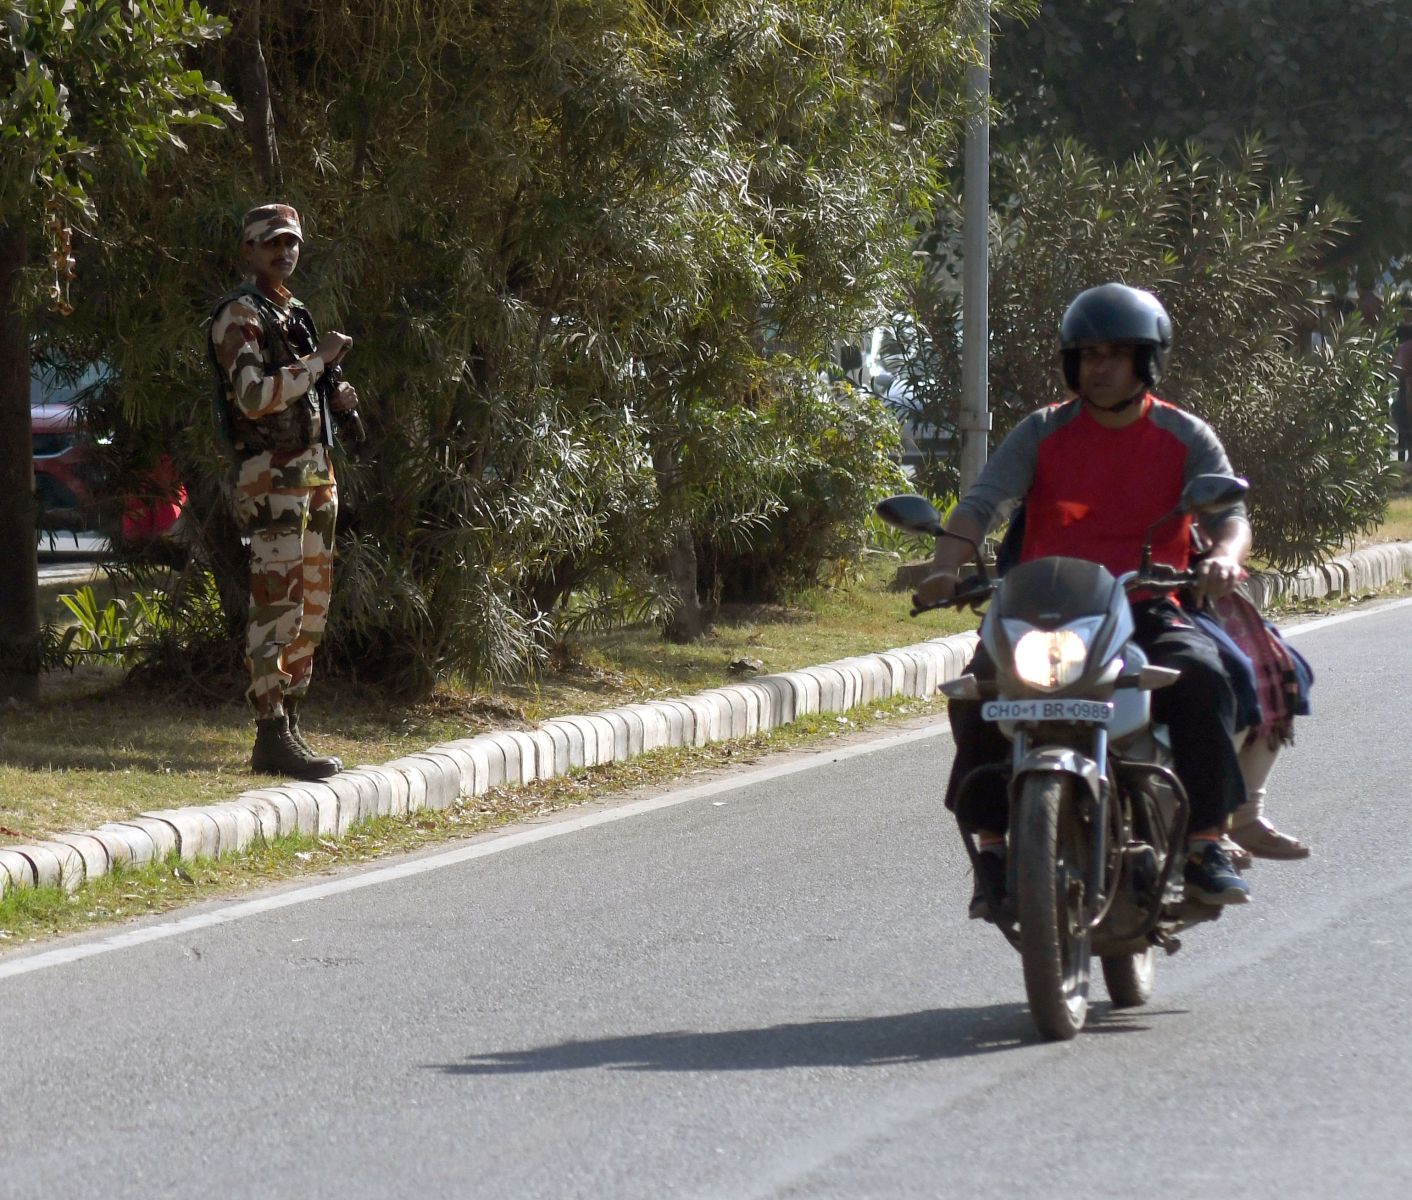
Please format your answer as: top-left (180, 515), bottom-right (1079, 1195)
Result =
top-left (31, 399), bottom-right (103, 531)
top-left (31, 363), bottom-right (184, 542)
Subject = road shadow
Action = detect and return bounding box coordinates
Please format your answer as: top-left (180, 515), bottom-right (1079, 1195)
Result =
top-left (428, 1000), bottom-right (1171, 1077)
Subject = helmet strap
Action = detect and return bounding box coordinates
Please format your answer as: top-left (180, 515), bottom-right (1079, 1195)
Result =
top-left (1081, 386), bottom-right (1148, 415)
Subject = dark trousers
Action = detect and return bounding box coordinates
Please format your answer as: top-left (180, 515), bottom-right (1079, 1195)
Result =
top-left (944, 599), bottom-right (1246, 834)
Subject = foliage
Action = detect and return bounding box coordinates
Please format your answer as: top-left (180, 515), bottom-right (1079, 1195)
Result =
top-left (43, 570), bottom-right (229, 669)
top-left (992, 0), bottom-right (1412, 277)
top-left (0, 0), bottom-right (235, 703)
top-left (47, 0), bottom-right (1034, 690)
top-left (898, 141), bottom-right (1395, 569)
top-left (54, 583), bottom-right (133, 658)
top-left (0, 0), bottom-right (234, 238)
top-left (699, 373), bottom-right (908, 604)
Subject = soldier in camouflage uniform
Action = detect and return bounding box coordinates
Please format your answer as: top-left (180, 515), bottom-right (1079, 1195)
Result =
top-left (209, 203), bottom-right (359, 780)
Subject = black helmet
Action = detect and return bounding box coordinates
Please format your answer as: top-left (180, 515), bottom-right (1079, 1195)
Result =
top-left (1060, 283), bottom-right (1173, 390)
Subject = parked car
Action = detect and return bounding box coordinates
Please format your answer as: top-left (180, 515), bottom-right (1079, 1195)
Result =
top-left (31, 362), bottom-right (107, 530)
top-left (866, 368), bottom-right (952, 474)
top-left (853, 323), bottom-right (954, 475)
top-left (31, 361), bottom-right (185, 542)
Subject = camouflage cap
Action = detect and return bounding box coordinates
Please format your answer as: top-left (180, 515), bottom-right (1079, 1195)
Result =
top-left (241, 203), bottom-right (303, 244)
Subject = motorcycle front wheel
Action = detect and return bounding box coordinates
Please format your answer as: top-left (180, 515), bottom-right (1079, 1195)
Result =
top-left (1015, 773), bottom-right (1092, 1040)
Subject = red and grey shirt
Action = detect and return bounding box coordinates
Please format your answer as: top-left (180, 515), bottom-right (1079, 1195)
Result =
top-left (954, 396), bottom-right (1246, 577)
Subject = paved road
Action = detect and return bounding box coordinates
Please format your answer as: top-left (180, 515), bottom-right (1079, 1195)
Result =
top-left (36, 532), bottom-right (106, 583)
top-left (2, 603), bottom-right (1411, 1199)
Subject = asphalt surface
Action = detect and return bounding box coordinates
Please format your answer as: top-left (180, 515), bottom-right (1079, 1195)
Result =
top-left (36, 534), bottom-right (106, 583)
top-left (2, 602), bottom-right (1410, 1199)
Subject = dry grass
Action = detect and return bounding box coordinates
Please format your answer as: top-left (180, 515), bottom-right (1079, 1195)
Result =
top-left (1361, 497), bottom-right (1412, 545)
top-left (1356, 463), bottom-right (1412, 545)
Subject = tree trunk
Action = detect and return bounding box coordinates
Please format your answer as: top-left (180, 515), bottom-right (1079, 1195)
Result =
top-left (661, 524), bottom-right (706, 643)
top-left (651, 437), bottom-right (707, 643)
top-left (217, 0), bottom-right (282, 189)
top-left (0, 223), bottom-right (40, 702)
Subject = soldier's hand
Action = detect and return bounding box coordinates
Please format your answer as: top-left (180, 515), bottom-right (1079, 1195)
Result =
top-left (332, 382), bottom-right (360, 413)
top-left (317, 331), bottom-right (353, 366)
top-left (912, 568), bottom-right (961, 610)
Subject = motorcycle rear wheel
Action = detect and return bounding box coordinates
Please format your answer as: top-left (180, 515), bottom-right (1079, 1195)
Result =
top-left (1015, 773), bottom-right (1092, 1040)
top-left (1101, 946), bottom-right (1157, 1007)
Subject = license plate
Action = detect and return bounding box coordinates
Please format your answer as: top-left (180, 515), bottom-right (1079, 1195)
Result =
top-left (981, 698), bottom-right (1113, 724)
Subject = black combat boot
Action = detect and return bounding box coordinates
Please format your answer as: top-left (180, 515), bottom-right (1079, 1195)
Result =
top-left (251, 714), bottom-right (341, 781)
top-left (283, 696), bottom-right (343, 771)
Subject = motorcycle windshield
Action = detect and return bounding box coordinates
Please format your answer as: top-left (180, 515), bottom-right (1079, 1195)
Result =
top-left (993, 557), bottom-right (1120, 627)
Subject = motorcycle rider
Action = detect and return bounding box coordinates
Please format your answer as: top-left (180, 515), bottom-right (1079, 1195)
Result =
top-left (916, 283), bottom-right (1253, 914)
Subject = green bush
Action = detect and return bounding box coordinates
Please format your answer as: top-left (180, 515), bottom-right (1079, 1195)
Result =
top-left (43, 571), bottom-right (231, 677)
top-left (698, 373), bottom-right (907, 605)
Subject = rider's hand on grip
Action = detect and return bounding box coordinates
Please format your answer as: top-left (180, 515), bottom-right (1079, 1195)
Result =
top-left (956, 574), bottom-right (991, 611)
top-left (912, 568), bottom-right (961, 611)
top-left (1194, 553), bottom-right (1247, 599)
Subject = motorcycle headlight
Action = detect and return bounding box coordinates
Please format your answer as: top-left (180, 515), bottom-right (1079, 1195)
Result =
top-left (1008, 618), bottom-right (1102, 691)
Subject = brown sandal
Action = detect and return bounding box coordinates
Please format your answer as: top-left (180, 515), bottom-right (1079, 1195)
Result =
top-left (1230, 818), bottom-right (1311, 860)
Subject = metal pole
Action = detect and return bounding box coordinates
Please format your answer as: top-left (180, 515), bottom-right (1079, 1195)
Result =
top-left (958, 1), bottom-right (991, 495)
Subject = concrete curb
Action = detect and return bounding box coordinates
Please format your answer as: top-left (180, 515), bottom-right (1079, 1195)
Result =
top-left (0, 629), bottom-right (977, 897)
top-left (1245, 542), bottom-right (1412, 609)
top-left (3, 540), bottom-right (1408, 899)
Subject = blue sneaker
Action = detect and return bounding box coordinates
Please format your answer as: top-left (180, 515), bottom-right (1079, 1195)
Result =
top-left (1184, 841), bottom-right (1250, 905)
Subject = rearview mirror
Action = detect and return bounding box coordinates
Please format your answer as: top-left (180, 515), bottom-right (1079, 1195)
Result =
top-left (875, 494), bottom-right (944, 537)
top-left (1180, 473), bottom-right (1248, 515)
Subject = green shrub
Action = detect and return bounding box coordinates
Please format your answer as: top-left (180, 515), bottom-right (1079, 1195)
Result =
top-left (698, 373), bottom-right (907, 605)
top-left (54, 0), bottom-right (997, 684)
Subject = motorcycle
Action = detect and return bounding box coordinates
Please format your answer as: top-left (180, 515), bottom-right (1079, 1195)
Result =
top-left (878, 474), bottom-right (1249, 1040)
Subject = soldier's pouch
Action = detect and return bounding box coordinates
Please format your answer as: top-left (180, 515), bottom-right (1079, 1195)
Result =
top-left (249, 517), bottom-right (307, 577)
top-left (235, 395), bottom-right (317, 454)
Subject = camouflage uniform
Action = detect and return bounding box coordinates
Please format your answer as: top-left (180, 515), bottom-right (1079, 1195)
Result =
top-left (210, 204), bottom-right (345, 720)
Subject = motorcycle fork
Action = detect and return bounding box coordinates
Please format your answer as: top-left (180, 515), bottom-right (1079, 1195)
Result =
top-left (1086, 727), bottom-right (1110, 925)
top-left (1008, 728), bottom-right (1112, 930)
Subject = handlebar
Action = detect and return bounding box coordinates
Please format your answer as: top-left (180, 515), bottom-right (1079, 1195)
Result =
top-left (1123, 565), bottom-right (1197, 591)
top-left (910, 575), bottom-right (997, 616)
top-left (909, 564), bottom-right (1199, 618)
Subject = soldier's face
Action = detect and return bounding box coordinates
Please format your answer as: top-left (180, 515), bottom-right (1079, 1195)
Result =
top-left (244, 233), bottom-right (301, 287)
